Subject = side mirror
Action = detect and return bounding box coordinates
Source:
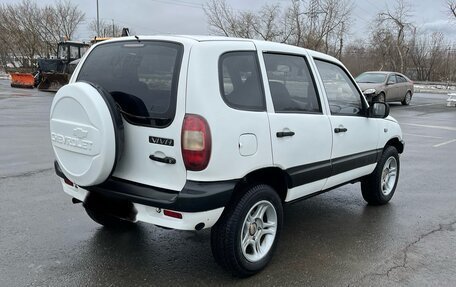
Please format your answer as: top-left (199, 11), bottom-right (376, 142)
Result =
top-left (369, 102), bottom-right (390, 118)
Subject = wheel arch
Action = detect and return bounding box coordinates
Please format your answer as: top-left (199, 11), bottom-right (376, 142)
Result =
top-left (231, 167), bottom-right (289, 203)
top-left (384, 137), bottom-right (404, 154)
top-left (376, 91), bottom-right (386, 100)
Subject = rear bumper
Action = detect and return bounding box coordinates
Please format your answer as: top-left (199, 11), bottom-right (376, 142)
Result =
top-left (60, 180), bottom-right (224, 230)
top-left (54, 161), bottom-right (235, 213)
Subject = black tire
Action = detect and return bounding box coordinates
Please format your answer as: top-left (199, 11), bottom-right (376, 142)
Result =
top-left (361, 146), bottom-right (400, 205)
top-left (401, 91), bottom-right (412, 105)
top-left (374, 93), bottom-right (386, 103)
top-left (211, 184), bottom-right (283, 277)
top-left (85, 207), bottom-right (136, 229)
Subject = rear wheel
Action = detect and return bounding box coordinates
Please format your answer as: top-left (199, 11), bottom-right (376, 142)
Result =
top-left (361, 146), bottom-right (400, 205)
top-left (401, 91), bottom-right (412, 105)
top-left (211, 184), bottom-right (283, 277)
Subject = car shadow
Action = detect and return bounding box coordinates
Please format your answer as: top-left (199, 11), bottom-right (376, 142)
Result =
top-left (75, 186), bottom-right (398, 285)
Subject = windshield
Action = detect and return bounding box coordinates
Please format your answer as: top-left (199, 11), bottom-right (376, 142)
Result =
top-left (355, 73), bottom-right (386, 84)
top-left (58, 45), bottom-right (68, 60)
top-left (77, 41), bottom-right (183, 127)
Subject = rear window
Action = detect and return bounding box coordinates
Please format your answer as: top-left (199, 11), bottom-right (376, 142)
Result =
top-left (77, 40), bottom-right (183, 127)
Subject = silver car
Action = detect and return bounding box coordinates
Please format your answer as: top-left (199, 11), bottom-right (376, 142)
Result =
top-left (355, 71), bottom-right (414, 105)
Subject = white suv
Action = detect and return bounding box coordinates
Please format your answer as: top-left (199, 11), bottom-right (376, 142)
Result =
top-left (50, 36), bottom-right (404, 277)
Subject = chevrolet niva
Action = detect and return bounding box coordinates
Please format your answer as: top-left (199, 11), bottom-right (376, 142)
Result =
top-left (50, 36), bottom-right (404, 277)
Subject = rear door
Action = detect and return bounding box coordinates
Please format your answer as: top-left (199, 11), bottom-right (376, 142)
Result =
top-left (258, 51), bottom-right (332, 202)
top-left (76, 40), bottom-right (189, 191)
top-left (386, 74), bottom-right (401, 101)
top-left (312, 59), bottom-right (379, 189)
top-left (396, 74), bottom-right (408, 98)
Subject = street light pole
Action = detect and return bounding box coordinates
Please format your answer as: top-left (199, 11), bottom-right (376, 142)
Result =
top-left (96, 0), bottom-right (100, 36)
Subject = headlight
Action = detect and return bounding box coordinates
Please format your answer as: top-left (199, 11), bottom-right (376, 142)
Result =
top-left (363, 88), bottom-right (376, 94)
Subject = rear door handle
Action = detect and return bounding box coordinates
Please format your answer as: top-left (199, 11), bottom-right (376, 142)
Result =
top-left (149, 154), bottom-right (176, 164)
top-left (334, 127), bottom-right (348, 133)
top-left (276, 131), bottom-right (295, 138)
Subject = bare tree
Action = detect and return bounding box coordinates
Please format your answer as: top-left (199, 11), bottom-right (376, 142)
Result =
top-left (204, 0), bottom-right (242, 37)
top-left (0, 0), bottom-right (45, 68)
top-left (89, 19), bottom-right (124, 38)
top-left (376, 0), bottom-right (414, 73)
top-left (204, 0), bottom-right (290, 41)
top-left (48, 0), bottom-right (85, 41)
top-left (449, 1), bottom-right (456, 18)
top-left (410, 31), bottom-right (445, 81)
top-left (38, 0), bottom-right (84, 55)
top-left (304, 0), bottom-right (353, 54)
top-left (204, 0), bottom-right (352, 58)
top-left (343, 41), bottom-right (376, 76)
top-left (0, 0), bottom-right (84, 69)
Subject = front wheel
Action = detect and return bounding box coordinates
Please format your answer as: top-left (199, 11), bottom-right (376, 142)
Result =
top-left (211, 184), bottom-right (283, 277)
top-left (361, 146), bottom-right (400, 205)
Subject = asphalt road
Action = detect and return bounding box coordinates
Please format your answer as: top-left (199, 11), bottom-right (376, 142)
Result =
top-left (1, 79), bottom-right (455, 286)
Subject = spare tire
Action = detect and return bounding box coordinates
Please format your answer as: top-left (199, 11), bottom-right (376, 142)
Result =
top-left (50, 82), bottom-right (123, 186)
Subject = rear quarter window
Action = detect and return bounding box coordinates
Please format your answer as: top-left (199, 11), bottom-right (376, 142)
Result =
top-left (77, 41), bottom-right (183, 128)
top-left (219, 51), bottom-right (265, 111)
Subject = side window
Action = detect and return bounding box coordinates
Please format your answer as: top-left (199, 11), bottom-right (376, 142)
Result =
top-left (263, 53), bottom-right (321, 113)
top-left (219, 52), bottom-right (265, 111)
top-left (70, 46), bottom-right (79, 59)
top-left (314, 59), bottom-right (364, 116)
top-left (387, 75), bottom-right (397, 84)
top-left (397, 75), bottom-right (406, 83)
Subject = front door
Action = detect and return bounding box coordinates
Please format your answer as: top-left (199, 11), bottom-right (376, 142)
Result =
top-left (313, 59), bottom-right (380, 190)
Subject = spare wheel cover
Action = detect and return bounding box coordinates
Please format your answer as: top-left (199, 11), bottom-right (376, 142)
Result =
top-left (50, 82), bottom-right (123, 186)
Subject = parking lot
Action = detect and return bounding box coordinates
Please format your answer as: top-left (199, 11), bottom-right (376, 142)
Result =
top-left (0, 78), bottom-right (455, 286)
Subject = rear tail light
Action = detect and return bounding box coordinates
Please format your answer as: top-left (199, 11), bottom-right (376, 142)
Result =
top-left (181, 114), bottom-right (211, 171)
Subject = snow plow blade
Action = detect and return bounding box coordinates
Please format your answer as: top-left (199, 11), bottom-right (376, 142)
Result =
top-left (37, 72), bottom-right (69, 92)
top-left (10, 73), bottom-right (35, 89)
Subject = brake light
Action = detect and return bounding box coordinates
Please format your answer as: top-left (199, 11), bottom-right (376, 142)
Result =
top-left (181, 114), bottom-right (211, 171)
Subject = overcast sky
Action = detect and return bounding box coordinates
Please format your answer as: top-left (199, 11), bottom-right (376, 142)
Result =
top-left (2, 0), bottom-right (456, 42)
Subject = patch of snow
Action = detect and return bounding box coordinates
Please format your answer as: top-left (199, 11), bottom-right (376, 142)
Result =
top-left (414, 84), bottom-right (456, 94)
top-left (0, 74), bottom-right (10, 80)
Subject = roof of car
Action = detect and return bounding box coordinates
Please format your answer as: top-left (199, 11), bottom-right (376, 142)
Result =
top-left (105, 35), bottom-right (253, 43)
top-left (175, 35), bottom-right (252, 42)
top-left (92, 35), bottom-right (341, 66)
top-left (363, 71), bottom-right (395, 75)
